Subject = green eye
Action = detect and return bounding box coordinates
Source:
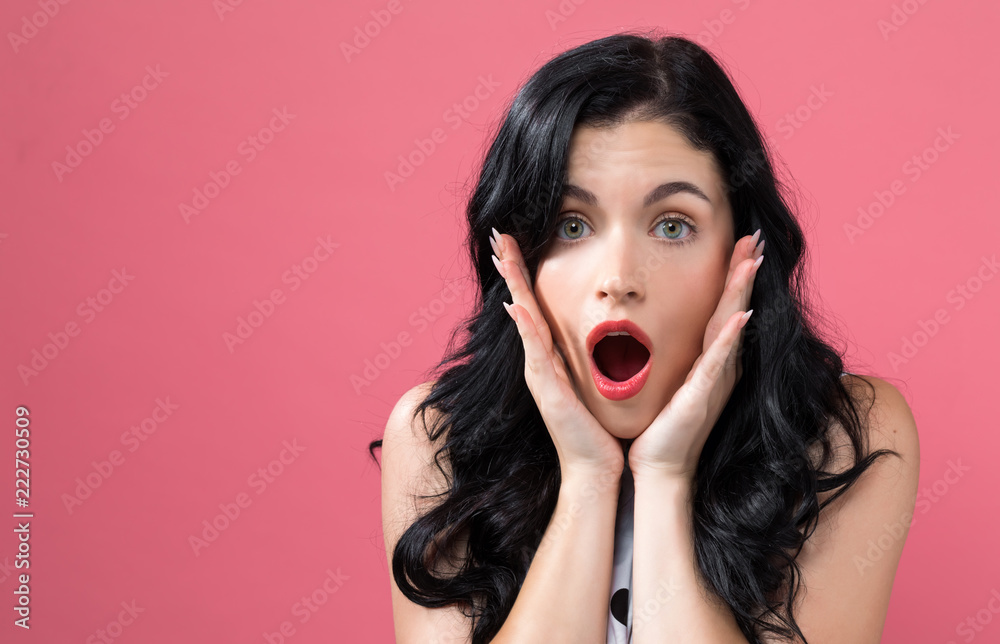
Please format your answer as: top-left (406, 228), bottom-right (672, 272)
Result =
top-left (556, 217), bottom-right (589, 240)
top-left (655, 218), bottom-right (691, 240)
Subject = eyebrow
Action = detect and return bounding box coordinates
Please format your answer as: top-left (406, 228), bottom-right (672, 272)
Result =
top-left (561, 181), bottom-right (714, 208)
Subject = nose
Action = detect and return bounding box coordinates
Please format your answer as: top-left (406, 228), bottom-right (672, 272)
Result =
top-left (595, 229), bottom-right (644, 304)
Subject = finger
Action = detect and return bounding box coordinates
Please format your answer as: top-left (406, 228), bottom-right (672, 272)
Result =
top-left (743, 253), bottom-right (762, 312)
top-left (723, 242), bottom-right (761, 305)
top-left (493, 230), bottom-right (532, 289)
top-left (553, 341), bottom-right (585, 400)
top-left (505, 301), bottom-right (563, 402)
top-left (709, 232), bottom-right (759, 348)
top-left (727, 313), bottom-right (746, 373)
top-left (493, 233), bottom-right (554, 354)
top-left (705, 253), bottom-right (762, 351)
top-left (498, 255), bottom-right (555, 355)
top-left (724, 230), bottom-right (761, 286)
top-left (690, 310), bottom-right (750, 395)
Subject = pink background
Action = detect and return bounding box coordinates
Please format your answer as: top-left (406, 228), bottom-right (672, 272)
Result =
top-left (1, 1), bottom-right (997, 642)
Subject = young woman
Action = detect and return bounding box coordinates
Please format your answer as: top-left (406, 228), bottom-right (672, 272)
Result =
top-left (369, 31), bottom-right (919, 644)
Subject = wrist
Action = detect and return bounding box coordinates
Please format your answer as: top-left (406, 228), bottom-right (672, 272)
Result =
top-left (560, 452), bottom-right (624, 481)
top-left (559, 462), bottom-right (622, 499)
top-left (630, 465), bottom-right (695, 495)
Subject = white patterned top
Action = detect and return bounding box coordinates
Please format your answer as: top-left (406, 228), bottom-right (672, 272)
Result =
top-left (605, 371), bottom-right (851, 642)
top-left (606, 456), bottom-right (635, 643)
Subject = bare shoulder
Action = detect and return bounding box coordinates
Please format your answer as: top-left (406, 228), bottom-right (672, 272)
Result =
top-left (381, 379), bottom-right (451, 528)
top-left (839, 373), bottom-right (920, 467)
top-left (383, 379), bottom-right (445, 468)
top-left (381, 380), bottom-right (473, 643)
top-left (778, 373), bottom-right (920, 643)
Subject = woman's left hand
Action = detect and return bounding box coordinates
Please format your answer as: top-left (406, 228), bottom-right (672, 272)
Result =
top-left (627, 231), bottom-right (765, 482)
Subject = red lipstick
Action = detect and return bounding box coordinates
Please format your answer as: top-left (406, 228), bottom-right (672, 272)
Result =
top-left (586, 319), bottom-right (653, 401)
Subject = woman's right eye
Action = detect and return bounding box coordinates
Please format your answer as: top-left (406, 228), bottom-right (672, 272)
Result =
top-left (555, 216), bottom-right (591, 240)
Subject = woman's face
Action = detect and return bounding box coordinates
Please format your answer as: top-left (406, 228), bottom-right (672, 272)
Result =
top-left (534, 119), bottom-right (735, 439)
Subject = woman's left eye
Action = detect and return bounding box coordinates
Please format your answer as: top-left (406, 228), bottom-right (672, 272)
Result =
top-left (653, 218), bottom-right (693, 240)
top-left (556, 217), bottom-right (591, 240)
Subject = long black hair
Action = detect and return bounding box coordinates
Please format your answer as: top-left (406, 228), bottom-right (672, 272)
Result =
top-left (367, 30), bottom-right (896, 643)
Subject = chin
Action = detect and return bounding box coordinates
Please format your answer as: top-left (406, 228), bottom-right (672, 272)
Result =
top-left (588, 400), bottom-right (656, 440)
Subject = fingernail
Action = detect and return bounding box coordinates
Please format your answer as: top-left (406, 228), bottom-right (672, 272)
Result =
top-left (739, 309), bottom-right (753, 328)
top-left (489, 234), bottom-right (501, 257)
top-left (492, 254), bottom-right (506, 279)
top-left (491, 227), bottom-right (504, 252)
top-left (752, 254), bottom-right (764, 274)
top-left (503, 300), bottom-right (516, 322)
top-left (750, 228), bottom-right (761, 248)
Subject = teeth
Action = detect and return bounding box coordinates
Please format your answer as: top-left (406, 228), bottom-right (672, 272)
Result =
top-left (606, 331), bottom-right (631, 336)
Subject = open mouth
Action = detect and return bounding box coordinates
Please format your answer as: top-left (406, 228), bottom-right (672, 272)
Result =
top-left (593, 333), bottom-right (650, 382)
top-left (587, 320), bottom-right (653, 401)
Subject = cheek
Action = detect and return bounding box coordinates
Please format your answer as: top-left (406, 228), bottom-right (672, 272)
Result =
top-left (651, 264), bottom-right (728, 353)
top-left (652, 256), bottom-right (727, 310)
top-left (660, 286), bottom-right (714, 342)
top-left (533, 262), bottom-right (573, 344)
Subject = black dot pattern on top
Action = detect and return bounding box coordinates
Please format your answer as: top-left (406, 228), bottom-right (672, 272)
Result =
top-left (610, 588), bottom-right (630, 625)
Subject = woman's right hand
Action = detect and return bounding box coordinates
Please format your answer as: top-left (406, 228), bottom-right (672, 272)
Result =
top-left (491, 227), bottom-right (624, 480)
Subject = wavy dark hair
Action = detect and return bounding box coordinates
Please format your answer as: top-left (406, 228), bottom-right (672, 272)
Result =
top-left (368, 30), bottom-right (897, 643)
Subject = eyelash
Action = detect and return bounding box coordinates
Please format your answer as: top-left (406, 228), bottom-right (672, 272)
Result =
top-left (552, 213), bottom-right (698, 246)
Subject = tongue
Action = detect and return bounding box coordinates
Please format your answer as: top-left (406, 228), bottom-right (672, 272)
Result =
top-left (594, 336), bottom-right (649, 382)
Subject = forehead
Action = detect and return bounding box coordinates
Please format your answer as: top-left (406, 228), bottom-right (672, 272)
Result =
top-left (564, 120), bottom-right (728, 204)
